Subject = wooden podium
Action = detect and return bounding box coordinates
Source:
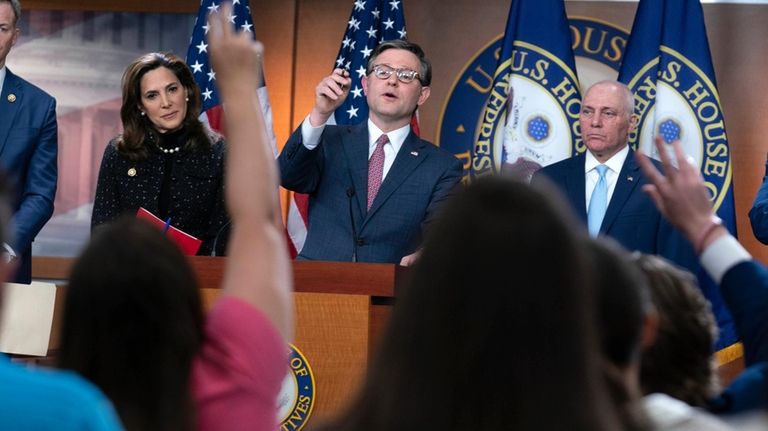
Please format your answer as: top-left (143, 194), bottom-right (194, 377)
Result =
top-left (33, 257), bottom-right (410, 424)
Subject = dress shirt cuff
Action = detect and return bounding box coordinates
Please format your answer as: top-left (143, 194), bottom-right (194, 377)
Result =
top-left (700, 234), bottom-right (751, 284)
top-left (300, 115), bottom-right (327, 150)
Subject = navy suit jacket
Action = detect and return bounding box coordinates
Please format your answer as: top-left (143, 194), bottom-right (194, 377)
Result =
top-left (0, 69), bottom-right (58, 283)
top-left (709, 260), bottom-right (768, 413)
top-left (278, 123), bottom-right (462, 263)
top-left (532, 148), bottom-right (695, 270)
top-left (748, 161), bottom-right (768, 244)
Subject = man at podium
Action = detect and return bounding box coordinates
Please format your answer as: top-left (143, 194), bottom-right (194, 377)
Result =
top-left (279, 40), bottom-right (462, 266)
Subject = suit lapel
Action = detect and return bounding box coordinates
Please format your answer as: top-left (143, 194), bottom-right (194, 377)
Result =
top-left (565, 155), bottom-right (588, 223)
top-left (363, 131), bottom-right (426, 225)
top-left (341, 124), bottom-right (369, 217)
top-left (600, 149), bottom-right (641, 234)
top-left (0, 70), bottom-right (23, 157)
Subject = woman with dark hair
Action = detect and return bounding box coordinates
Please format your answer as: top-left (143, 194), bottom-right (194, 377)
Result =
top-left (314, 176), bottom-right (622, 431)
top-left (91, 52), bottom-right (229, 255)
top-left (60, 10), bottom-right (292, 431)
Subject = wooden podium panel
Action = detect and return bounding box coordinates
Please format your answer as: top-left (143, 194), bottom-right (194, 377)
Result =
top-left (200, 287), bottom-right (371, 421)
top-left (293, 292), bottom-right (369, 420)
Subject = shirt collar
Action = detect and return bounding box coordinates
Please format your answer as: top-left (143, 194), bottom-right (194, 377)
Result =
top-left (585, 145), bottom-right (630, 174)
top-left (0, 66), bottom-right (7, 93)
top-left (367, 119), bottom-right (411, 154)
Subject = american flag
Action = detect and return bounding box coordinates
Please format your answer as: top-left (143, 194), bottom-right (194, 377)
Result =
top-left (332, 0), bottom-right (408, 125)
top-left (185, 0), bottom-right (276, 147)
top-left (286, 0), bottom-right (410, 256)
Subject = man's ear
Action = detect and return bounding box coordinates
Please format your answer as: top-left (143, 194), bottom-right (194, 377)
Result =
top-left (628, 113), bottom-right (639, 134)
top-left (416, 86), bottom-right (430, 107)
top-left (10, 27), bottom-right (19, 48)
top-left (361, 75), bottom-right (369, 96)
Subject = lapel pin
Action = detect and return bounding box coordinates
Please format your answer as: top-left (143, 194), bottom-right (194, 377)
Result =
top-left (127, 167), bottom-right (137, 177)
top-left (627, 176), bottom-right (634, 182)
top-left (7, 94), bottom-right (16, 103)
top-left (410, 151), bottom-right (418, 157)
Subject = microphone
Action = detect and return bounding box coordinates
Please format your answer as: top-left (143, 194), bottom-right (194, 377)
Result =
top-left (347, 187), bottom-right (358, 263)
top-left (210, 220), bottom-right (232, 257)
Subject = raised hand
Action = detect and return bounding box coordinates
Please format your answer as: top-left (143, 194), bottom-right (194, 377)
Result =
top-left (636, 136), bottom-right (725, 251)
top-left (310, 68), bottom-right (352, 126)
top-left (207, 3), bottom-right (263, 99)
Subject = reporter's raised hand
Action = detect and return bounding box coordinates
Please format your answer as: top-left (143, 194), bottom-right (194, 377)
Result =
top-left (206, 3), bottom-right (293, 340)
top-left (636, 136), bottom-right (725, 251)
top-left (310, 68), bottom-right (352, 126)
top-left (207, 3), bottom-right (263, 99)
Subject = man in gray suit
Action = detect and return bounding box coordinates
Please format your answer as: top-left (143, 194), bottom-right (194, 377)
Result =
top-left (279, 40), bottom-right (461, 265)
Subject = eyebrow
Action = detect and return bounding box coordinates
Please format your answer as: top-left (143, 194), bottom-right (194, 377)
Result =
top-left (143, 82), bottom-right (178, 95)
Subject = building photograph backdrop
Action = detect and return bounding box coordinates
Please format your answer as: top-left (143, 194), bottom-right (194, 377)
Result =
top-left (17, 0), bottom-right (768, 264)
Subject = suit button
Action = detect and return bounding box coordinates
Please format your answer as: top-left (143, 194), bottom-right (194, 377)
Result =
top-left (171, 177), bottom-right (178, 182)
top-left (356, 238), bottom-right (365, 246)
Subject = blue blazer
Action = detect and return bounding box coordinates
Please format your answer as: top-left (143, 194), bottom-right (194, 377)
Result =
top-left (748, 162), bottom-right (768, 244)
top-left (532, 148), bottom-right (695, 269)
top-left (0, 69), bottom-right (58, 283)
top-left (278, 123), bottom-right (462, 263)
top-left (709, 260), bottom-right (768, 414)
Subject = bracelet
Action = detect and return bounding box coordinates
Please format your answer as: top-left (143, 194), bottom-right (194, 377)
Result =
top-left (694, 215), bottom-right (723, 255)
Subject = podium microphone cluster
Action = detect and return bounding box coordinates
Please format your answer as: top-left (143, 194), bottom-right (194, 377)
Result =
top-left (347, 187), bottom-right (358, 263)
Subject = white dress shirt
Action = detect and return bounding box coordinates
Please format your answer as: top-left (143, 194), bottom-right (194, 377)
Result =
top-left (0, 66), bottom-right (7, 94)
top-left (584, 145), bottom-right (630, 209)
top-left (300, 116), bottom-right (409, 180)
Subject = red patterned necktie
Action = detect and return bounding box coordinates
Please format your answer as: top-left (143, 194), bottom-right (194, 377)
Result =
top-left (367, 134), bottom-right (389, 210)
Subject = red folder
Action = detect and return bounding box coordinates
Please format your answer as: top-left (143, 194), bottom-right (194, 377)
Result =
top-left (136, 207), bottom-right (202, 256)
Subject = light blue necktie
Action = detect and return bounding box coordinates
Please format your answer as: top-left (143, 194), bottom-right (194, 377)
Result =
top-left (588, 164), bottom-right (609, 237)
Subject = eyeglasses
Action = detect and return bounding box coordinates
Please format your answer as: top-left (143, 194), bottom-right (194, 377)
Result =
top-left (370, 64), bottom-right (422, 84)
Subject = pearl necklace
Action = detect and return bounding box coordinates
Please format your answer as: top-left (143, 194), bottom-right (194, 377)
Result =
top-left (161, 146), bottom-right (181, 154)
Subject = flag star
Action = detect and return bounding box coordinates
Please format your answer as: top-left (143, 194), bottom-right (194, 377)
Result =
top-left (207, 69), bottom-right (216, 81)
top-left (202, 23), bottom-right (210, 34)
top-left (347, 105), bottom-right (359, 119)
top-left (345, 60), bottom-right (351, 69)
top-left (336, 55), bottom-right (346, 67)
top-left (354, 0), bottom-right (365, 11)
top-left (366, 26), bottom-right (378, 38)
top-left (196, 40), bottom-right (208, 54)
top-left (389, 0), bottom-right (400, 10)
top-left (342, 37), bottom-right (351, 48)
top-left (207, 2), bottom-right (219, 13)
top-left (241, 21), bottom-right (253, 32)
top-left (356, 65), bottom-right (367, 78)
top-left (348, 17), bottom-right (360, 31)
top-left (351, 86), bottom-right (363, 98)
top-left (372, 8), bottom-right (380, 19)
top-left (233, 0), bottom-right (240, 4)
top-left (191, 60), bottom-right (204, 73)
top-left (202, 88), bottom-right (213, 100)
top-left (350, 41), bottom-right (356, 50)
top-left (398, 28), bottom-right (407, 38)
top-left (361, 46), bottom-right (373, 58)
top-left (383, 18), bottom-right (394, 29)
top-left (227, 13), bottom-right (236, 24)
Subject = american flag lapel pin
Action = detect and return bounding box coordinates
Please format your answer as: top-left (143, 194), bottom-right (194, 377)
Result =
top-left (627, 176), bottom-right (634, 182)
top-left (410, 151), bottom-right (418, 157)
